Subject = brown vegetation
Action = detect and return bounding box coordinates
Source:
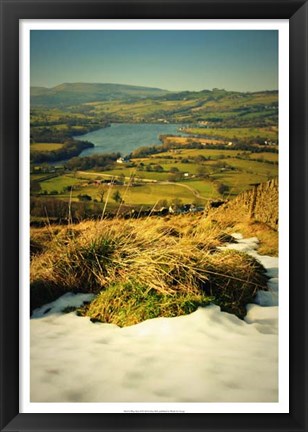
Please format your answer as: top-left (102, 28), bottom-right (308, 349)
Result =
top-left (30, 213), bottom-right (269, 324)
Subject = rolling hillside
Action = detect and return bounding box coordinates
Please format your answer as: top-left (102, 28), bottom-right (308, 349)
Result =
top-left (30, 82), bottom-right (169, 106)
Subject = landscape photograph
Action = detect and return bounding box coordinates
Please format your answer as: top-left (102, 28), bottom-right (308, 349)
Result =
top-left (29, 28), bottom-right (280, 407)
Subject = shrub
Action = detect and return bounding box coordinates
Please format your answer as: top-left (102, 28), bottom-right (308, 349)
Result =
top-left (217, 183), bottom-right (230, 195)
top-left (112, 190), bottom-right (123, 203)
top-left (78, 194), bottom-right (92, 201)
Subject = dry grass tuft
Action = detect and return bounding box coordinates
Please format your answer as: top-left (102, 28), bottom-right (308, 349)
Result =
top-left (30, 214), bottom-right (269, 323)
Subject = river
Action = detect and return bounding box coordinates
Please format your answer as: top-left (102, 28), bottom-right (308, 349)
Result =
top-left (75, 123), bottom-right (187, 157)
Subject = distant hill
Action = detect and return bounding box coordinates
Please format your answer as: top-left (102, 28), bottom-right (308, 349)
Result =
top-left (30, 83), bottom-right (169, 106)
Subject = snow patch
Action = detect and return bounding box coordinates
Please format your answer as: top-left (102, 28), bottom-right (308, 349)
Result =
top-left (220, 235), bottom-right (278, 308)
top-left (30, 235), bottom-right (279, 404)
top-left (32, 292), bottom-right (95, 318)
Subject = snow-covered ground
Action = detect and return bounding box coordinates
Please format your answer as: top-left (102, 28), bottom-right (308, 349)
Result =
top-left (30, 235), bottom-right (278, 404)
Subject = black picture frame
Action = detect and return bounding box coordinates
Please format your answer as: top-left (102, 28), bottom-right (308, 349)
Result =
top-left (0, 1), bottom-right (307, 431)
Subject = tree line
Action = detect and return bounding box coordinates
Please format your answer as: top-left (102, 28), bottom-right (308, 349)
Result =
top-left (130, 139), bottom-right (278, 160)
top-left (30, 140), bottom-right (94, 163)
top-left (64, 152), bottom-right (121, 171)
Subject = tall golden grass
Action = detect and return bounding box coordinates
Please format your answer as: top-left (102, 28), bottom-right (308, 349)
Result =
top-left (30, 213), bottom-right (269, 325)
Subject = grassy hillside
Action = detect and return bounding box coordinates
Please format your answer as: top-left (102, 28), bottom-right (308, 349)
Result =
top-left (81, 89), bottom-right (277, 126)
top-left (31, 82), bottom-right (169, 106)
top-left (184, 126), bottom-right (278, 144)
top-left (30, 87), bottom-right (278, 145)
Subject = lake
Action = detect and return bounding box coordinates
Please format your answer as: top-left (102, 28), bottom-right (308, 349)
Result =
top-left (75, 123), bottom-right (186, 157)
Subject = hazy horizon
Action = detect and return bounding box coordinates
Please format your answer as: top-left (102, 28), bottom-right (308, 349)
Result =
top-left (30, 81), bottom-right (278, 93)
top-left (31, 30), bottom-right (278, 92)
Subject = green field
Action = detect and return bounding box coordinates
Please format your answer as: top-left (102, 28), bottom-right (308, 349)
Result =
top-left (33, 137), bottom-right (278, 199)
top-left (153, 148), bottom-right (278, 163)
top-left (30, 143), bottom-right (64, 151)
top-left (36, 174), bottom-right (201, 205)
top-left (33, 144), bottom-right (278, 207)
top-left (153, 148), bottom-right (243, 159)
top-left (225, 158), bottom-right (277, 176)
top-left (247, 152), bottom-right (278, 162)
top-left (184, 127), bottom-right (278, 143)
top-left (106, 183), bottom-right (197, 206)
top-left (211, 171), bottom-right (272, 195)
top-left (38, 175), bottom-right (82, 193)
top-left (182, 180), bottom-right (221, 198)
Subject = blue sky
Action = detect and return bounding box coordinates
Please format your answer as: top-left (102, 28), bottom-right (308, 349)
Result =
top-left (30, 30), bottom-right (278, 92)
